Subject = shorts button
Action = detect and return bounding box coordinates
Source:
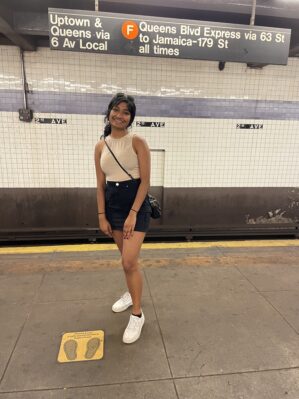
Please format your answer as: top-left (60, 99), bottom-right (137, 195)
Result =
top-left (116, 182), bottom-right (119, 186)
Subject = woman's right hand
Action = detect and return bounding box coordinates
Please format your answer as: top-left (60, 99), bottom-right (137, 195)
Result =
top-left (99, 215), bottom-right (113, 237)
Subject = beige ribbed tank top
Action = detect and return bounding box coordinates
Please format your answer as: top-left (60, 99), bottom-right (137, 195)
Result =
top-left (100, 132), bottom-right (140, 181)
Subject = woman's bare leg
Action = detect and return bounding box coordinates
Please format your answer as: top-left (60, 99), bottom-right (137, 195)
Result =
top-left (112, 230), bottom-right (124, 254)
top-left (121, 232), bottom-right (146, 315)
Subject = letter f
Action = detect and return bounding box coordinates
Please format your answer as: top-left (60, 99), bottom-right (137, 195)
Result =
top-left (127, 25), bottom-right (134, 35)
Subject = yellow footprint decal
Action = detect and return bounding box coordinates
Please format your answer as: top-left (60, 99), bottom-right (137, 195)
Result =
top-left (63, 339), bottom-right (77, 361)
top-left (85, 337), bottom-right (101, 359)
top-left (58, 330), bottom-right (104, 363)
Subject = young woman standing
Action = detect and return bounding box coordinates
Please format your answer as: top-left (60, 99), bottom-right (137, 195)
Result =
top-left (94, 93), bottom-right (151, 344)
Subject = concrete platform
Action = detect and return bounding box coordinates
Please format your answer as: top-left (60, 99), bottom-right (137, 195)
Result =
top-left (0, 240), bottom-right (299, 398)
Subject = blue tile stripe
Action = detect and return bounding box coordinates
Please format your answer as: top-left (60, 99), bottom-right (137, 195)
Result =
top-left (0, 90), bottom-right (24, 112)
top-left (1, 89), bottom-right (299, 120)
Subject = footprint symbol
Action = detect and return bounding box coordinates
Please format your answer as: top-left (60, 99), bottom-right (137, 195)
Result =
top-left (63, 339), bottom-right (77, 360)
top-left (85, 337), bottom-right (101, 359)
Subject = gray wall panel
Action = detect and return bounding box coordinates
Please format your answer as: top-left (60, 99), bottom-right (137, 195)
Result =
top-left (0, 188), bottom-right (298, 238)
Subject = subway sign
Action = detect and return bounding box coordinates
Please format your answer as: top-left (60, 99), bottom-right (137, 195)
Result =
top-left (48, 8), bottom-right (291, 65)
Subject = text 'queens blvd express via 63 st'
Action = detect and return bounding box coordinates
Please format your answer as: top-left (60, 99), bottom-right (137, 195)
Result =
top-left (48, 8), bottom-right (291, 64)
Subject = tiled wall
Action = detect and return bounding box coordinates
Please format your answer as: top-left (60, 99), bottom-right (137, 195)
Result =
top-left (0, 45), bottom-right (298, 188)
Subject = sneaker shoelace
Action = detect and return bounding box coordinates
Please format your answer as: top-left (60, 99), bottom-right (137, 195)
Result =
top-left (127, 315), bottom-right (141, 331)
top-left (121, 292), bottom-right (131, 302)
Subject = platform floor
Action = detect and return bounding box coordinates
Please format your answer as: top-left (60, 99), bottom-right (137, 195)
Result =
top-left (0, 239), bottom-right (299, 398)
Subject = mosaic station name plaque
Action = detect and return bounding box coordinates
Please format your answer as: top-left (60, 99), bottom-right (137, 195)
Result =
top-left (49, 8), bottom-right (291, 65)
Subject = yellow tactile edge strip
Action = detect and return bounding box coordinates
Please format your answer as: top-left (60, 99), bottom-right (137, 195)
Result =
top-left (0, 239), bottom-right (298, 254)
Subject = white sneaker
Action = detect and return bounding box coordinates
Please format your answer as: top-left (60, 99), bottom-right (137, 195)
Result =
top-left (123, 312), bottom-right (145, 344)
top-left (112, 292), bottom-right (133, 313)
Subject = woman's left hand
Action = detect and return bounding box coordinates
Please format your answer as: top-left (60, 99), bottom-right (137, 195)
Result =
top-left (123, 211), bottom-right (137, 239)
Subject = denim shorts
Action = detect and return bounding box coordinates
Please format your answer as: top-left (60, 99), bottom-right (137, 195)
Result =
top-left (105, 178), bottom-right (151, 232)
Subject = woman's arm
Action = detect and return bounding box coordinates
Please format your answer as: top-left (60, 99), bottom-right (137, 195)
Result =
top-left (94, 140), bottom-right (112, 237)
top-left (131, 135), bottom-right (151, 212)
top-left (123, 135), bottom-right (150, 239)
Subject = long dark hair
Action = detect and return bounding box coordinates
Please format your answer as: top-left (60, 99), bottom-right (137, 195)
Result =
top-left (104, 93), bottom-right (136, 137)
